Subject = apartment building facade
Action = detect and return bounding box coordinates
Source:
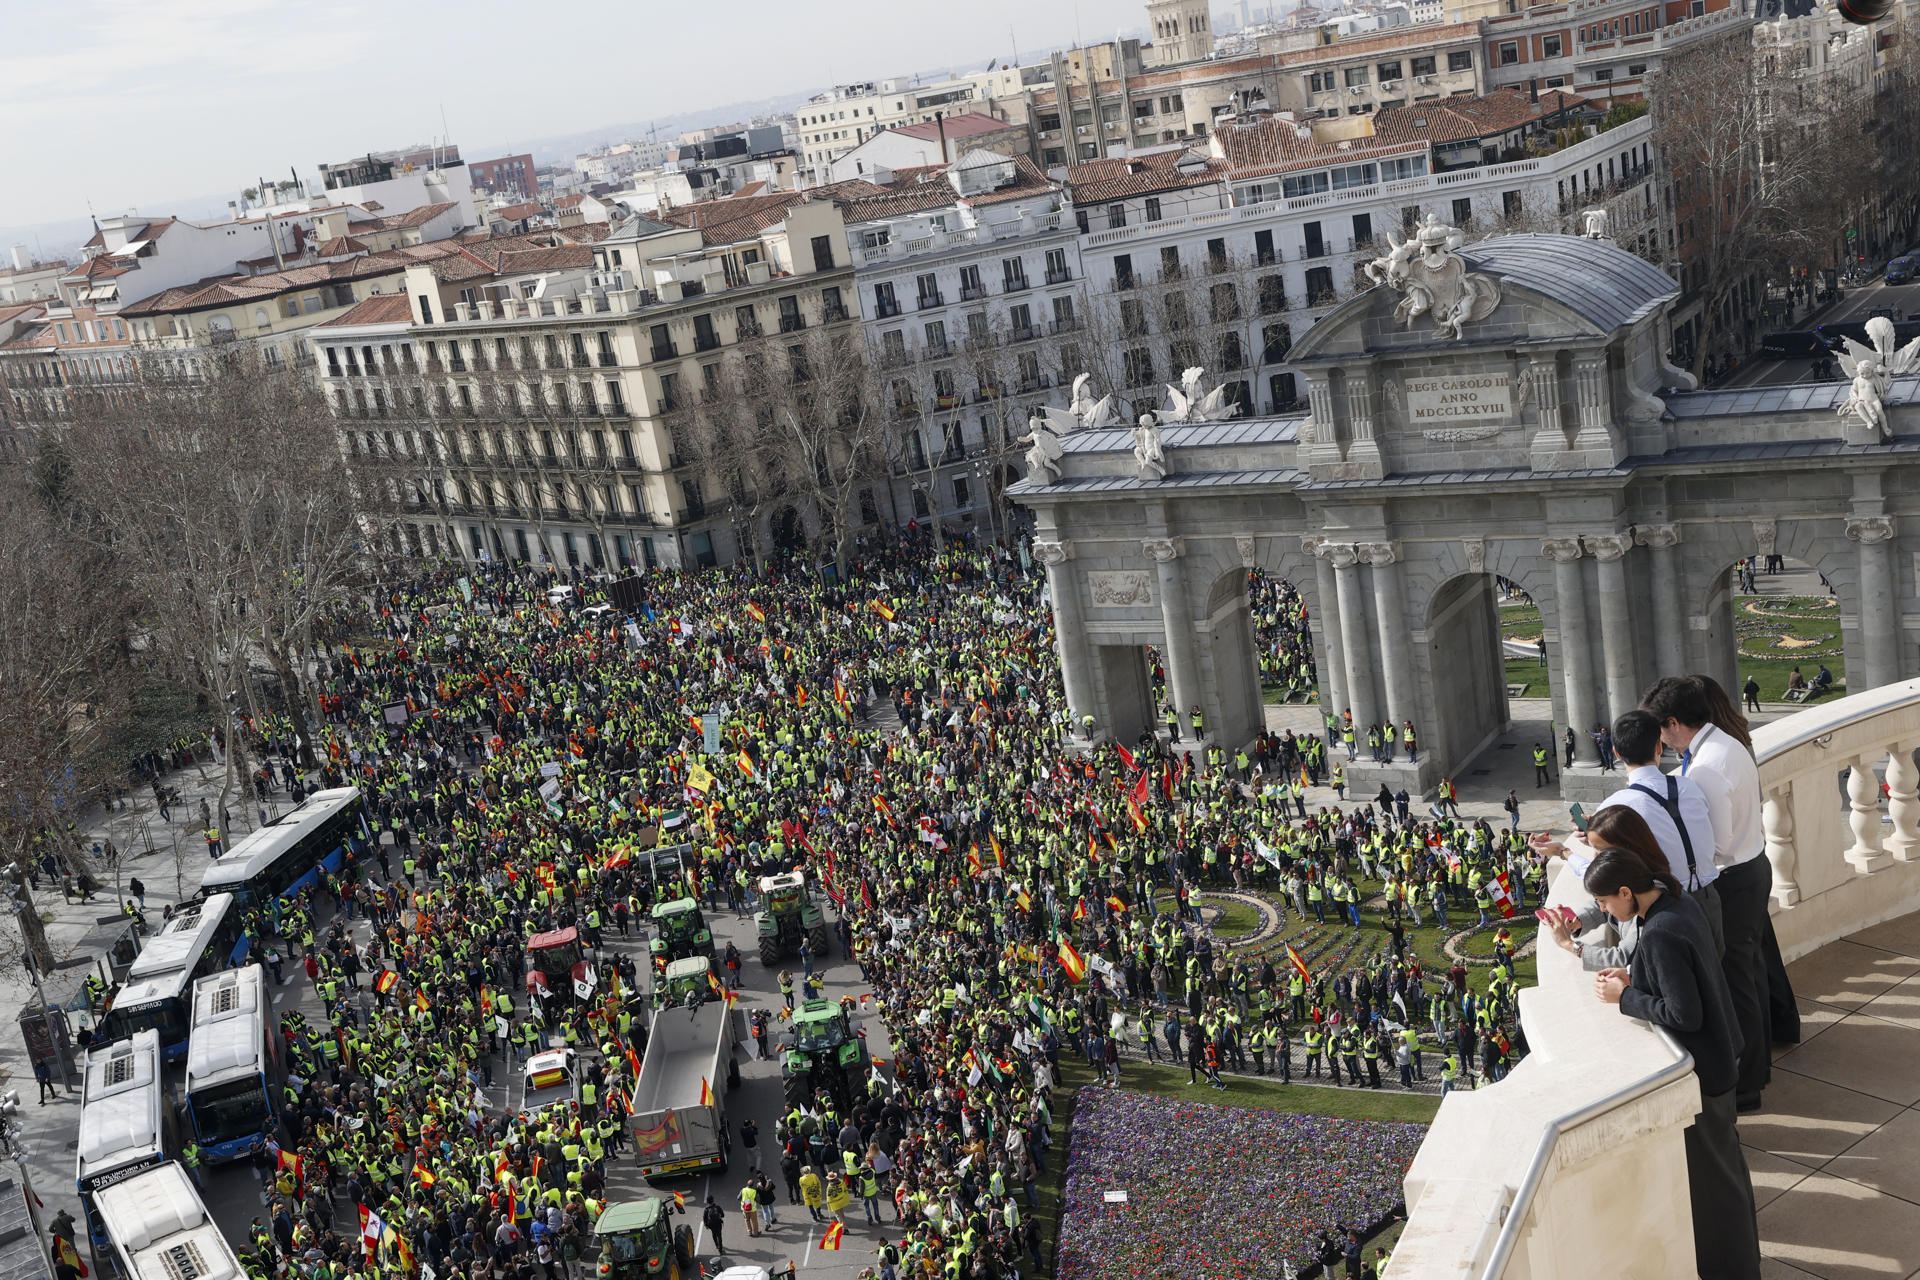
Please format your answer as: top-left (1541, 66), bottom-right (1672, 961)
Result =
top-left (315, 200), bottom-right (858, 570)
top-left (1480, 0), bottom-right (1755, 99)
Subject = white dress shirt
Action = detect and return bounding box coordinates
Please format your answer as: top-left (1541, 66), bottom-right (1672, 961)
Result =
top-left (1600, 764), bottom-right (1721, 890)
top-left (1671, 721), bottom-right (1766, 869)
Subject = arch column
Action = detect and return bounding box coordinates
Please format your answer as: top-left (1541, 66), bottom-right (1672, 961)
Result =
top-left (1144, 537), bottom-right (1202, 736)
top-left (1544, 536), bottom-right (1598, 755)
top-left (1329, 542), bottom-right (1379, 732)
top-left (1848, 515), bottom-right (1898, 690)
top-left (1634, 522), bottom-right (1686, 678)
top-left (1362, 541), bottom-right (1415, 725)
top-left (1587, 531), bottom-right (1639, 722)
top-left (1305, 537), bottom-right (1348, 719)
top-left (1033, 540), bottom-right (1097, 729)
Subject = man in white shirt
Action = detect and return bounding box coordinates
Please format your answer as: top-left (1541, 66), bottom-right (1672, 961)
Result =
top-left (1599, 710), bottom-right (1723, 951)
top-left (1643, 675), bottom-right (1778, 1111)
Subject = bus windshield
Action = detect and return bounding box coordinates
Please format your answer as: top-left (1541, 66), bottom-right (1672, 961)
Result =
top-left (189, 1079), bottom-right (271, 1145)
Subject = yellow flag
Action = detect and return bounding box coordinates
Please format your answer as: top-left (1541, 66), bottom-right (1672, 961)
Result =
top-left (687, 762), bottom-right (716, 793)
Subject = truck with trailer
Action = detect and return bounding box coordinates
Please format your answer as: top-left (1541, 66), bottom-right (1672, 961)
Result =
top-left (626, 991), bottom-right (744, 1179)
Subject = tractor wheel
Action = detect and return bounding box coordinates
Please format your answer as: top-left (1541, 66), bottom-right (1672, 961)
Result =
top-left (807, 925), bottom-right (831, 957)
top-left (783, 1069), bottom-right (811, 1110)
top-left (758, 938), bottom-right (781, 967)
top-left (672, 1226), bottom-right (695, 1269)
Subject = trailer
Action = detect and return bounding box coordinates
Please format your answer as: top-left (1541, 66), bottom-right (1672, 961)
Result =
top-left (627, 997), bottom-right (744, 1179)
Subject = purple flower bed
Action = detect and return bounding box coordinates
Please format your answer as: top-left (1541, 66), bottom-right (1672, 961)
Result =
top-left (1057, 1089), bottom-right (1427, 1278)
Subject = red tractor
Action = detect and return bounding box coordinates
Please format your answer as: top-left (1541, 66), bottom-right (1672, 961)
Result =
top-left (526, 927), bottom-right (595, 1011)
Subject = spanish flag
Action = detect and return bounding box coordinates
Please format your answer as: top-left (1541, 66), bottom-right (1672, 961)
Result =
top-left (1106, 894), bottom-right (1128, 914)
top-left (870, 599), bottom-right (895, 622)
top-left (1071, 898), bottom-right (1087, 922)
top-left (375, 970), bottom-right (400, 994)
top-left (873, 795), bottom-right (893, 820)
top-left (672, 1190), bottom-right (687, 1210)
top-left (1016, 888), bottom-right (1032, 912)
top-left (393, 1233), bottom-right (415, 1274)
top-left (412, 1161), bottom-right (436, 1186)
top-left (737, 749), bottom-right (757, 778)
top-left (688, 713), bottom-right (704, 732)
top-left (416, 989), bottom-right (431, 1013)
top-left (967, 845), bottom-right (983, 874)
top-left (821, 1222), bottom-right (846, 1251)
top-left (1286, 943), bottom-right (1312, 983)
top-left (276, 1148), bottom-right (302, 1180)
top-left (1057, 940), bottom-right (1088, 983)
top-left (707, 971), bottom-right (725, 997)
top-left (54, 1236), bottom-right (88, 1278)
top-left (745, 602), bottom-right (766, 623)
top-left (990, 831), bottom-right (1005, 867)
top-left (699, 1076), bottom-right (715, 1107)
top-left (795, 686), bottom-right (809, 707)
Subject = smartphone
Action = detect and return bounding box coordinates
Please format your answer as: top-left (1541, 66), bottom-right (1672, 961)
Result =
top-left (1568, 802), bottom-right (1588, 833)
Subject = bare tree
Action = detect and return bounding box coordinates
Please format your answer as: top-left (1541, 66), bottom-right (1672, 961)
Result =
top-left (1650, 34), bottom-right (1829, 379)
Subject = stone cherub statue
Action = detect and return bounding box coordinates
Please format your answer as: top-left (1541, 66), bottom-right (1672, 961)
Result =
top-left (1132, 412), bottom-right (1166, 481)
top-left (1018, 410), bottom-right (1067, 483)
top-left (1363, 213), bottom-right (1502, 341)
top-left (1837, 314), bottom-right (1919, 441)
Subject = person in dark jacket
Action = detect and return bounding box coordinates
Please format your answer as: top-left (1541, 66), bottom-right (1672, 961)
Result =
top-left (1587, 847), bottom-right (1759, 1280)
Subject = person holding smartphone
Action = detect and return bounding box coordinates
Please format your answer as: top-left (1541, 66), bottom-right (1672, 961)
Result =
top-left (1585, 844), bottom-right (1760, 1280)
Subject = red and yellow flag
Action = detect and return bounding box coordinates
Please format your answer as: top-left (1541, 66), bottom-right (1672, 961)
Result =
top-left (1071, 898), bottom-right (1087, 922)
top-left (1106, 894), bottom-right (1128, 914)
top-left (1286, 943), bottom-right (1312, 983)
top-left (745, 602), bottom-right (766, 623)
top-left (699, 1076), bottom-right (715, 1107)
top-left (834, 677), bottom-right (848, 706)
top-left (374, 970), bottom-right (399, 994)
top-left (821, 1222), bottom-right (846, 1251)
top-left (54, 1237), bottom-right (88, 1278)
top-left (869, 599), bottom-right (895, 622)
top-left (737, 750), bottom-right (756, 777)
top-left (990, 831), bottom-right (1005, 867)
top-left (967, 845), bottom-right (983, 874)
top-left (1057, 940), bottom-right (1088, 983)
top-left (672, 1190), bottom-right (687, 1210)
top-left (412, 1161), bottom-right (437, 1186)
top-left (1015, 888), bottom-right (1032, 912)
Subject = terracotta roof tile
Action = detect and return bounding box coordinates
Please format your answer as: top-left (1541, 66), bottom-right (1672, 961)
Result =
top-left (886, 112), bottom-right (1015, 143)
top-left (1065, 149), bottom-right (1229, 203)
top-left (315, 294), bottom-right (415, 329)
top-left (490, 202), bottom-right (543, 222)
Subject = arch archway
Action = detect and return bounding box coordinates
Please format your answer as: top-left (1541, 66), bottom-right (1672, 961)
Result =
top-left (1200, 566), bottom-right (1264, 749)
top-left (1424, 571), bottom-right (1511, 773)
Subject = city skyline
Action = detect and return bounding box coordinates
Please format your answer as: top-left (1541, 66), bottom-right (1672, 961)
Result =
top-left (0, 0), bottom-right (1149, 240)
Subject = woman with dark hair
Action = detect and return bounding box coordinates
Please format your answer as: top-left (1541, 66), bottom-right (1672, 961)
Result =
top-left (1585, 847), bottom-right (1760, 1280)
top-left (1540, 806), bottom-right (1673, 970)
top-left (1691, 672), bottom-right (1753, 753)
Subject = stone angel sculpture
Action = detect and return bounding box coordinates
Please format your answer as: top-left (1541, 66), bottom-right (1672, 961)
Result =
top-left (1068, 373), bottom-right (1120, 430)
top-left (1837, 315), bottom-right (1920, 441)
top-left (1162, 367), bottom-right (1237, 423)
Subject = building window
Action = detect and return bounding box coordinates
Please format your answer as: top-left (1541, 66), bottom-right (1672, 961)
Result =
top-left (1452, 197), bottom-right (1473, 224)
top-left (1107, 203), bottom-right (1127, 229)
top-left (1345, 66), bottom-right (1370, 87)
top-left (1145, 197), bottom-right (1163, 221)
top-left (810, 234), bottom-right (835, 271)
top-left (1378, 60), bottom-right (1403, 81)
top-left (1543, 34), bottom-right (1563, 57)
top-left (1123, 347), bottom-right (1154, 386)
top-left (1448, 50), bottom-right (1473, 72)
top-left (952, 476), bottom-right (971, 508)
top-left (1412, 55), bottom-right (1436, 76)
top-left (1498, 41), bottom-right (1519, 65)
top-left (1594, 68), bottom-right (1613, 81)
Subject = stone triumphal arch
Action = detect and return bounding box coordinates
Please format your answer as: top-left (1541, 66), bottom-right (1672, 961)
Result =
top-left (1011, 230), bottom-right (1916, 800)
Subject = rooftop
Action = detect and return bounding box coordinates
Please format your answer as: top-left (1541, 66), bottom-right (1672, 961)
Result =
top-left (1065, 148), bottom-right (1229, 203)
top-left (885, 112), bottom-right (1018, 144)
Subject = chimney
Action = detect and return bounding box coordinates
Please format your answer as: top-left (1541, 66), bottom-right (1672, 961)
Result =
top-left (1529, 77), bottom-right (1539, 103)
top-left (935, 111), bottom-right (950, 166)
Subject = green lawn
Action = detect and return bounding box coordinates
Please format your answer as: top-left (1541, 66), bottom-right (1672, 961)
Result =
top-left (1500, 603), bottom-right (1548, 697)
top-left (1734, 595), bottom-right (1845, 701)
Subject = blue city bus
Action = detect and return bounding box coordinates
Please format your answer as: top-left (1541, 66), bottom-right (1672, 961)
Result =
top-left (200, 786), bottom-right (368, 910)
top-left (184, 965), bottom-right (283, 1162)
top-left (95, 893), bottom-right (242, 1063)
top-left (74, 1030), bottom-right (171, 1252)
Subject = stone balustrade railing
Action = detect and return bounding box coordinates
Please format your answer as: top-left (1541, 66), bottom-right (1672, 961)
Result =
top-left (1390, 681), bottom-right (1920, 1277)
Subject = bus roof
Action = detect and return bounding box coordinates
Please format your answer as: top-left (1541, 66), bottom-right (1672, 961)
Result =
top-left (93, 1164), bottom-right (242, 1280)
top-left (200, 788), bottom-right (360, 890)
top-left (124, 894), bottom-right (234, 983)
top-left (110, 969), bottom-right (195, 1012)
top-left (77, 1031), bottom-right (165, 1181)
top-left (185, 967), bottom-right (266, 1093)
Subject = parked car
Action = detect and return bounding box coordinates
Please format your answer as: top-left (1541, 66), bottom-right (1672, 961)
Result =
top-left (1891, 257), bottom-right (1916, 285)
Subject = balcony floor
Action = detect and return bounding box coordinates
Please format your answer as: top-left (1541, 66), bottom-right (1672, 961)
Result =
top-left (1741, 909), bottom-right (1920, 1279)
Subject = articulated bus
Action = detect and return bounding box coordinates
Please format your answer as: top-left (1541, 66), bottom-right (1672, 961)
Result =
top-left (200, 786), bottom-right (368, 910)
top-left (93, 1161), bottom-right (243, 1280)
top-left (184, 965), bottom-right (283, 1162)
top-left (75, 1030), bottom-right (172, 1253)
top-left (96, 893), bottom-right (242, 1063)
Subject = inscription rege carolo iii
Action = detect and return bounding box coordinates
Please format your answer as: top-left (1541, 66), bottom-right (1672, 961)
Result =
top-left (1403, 372), bottom-right (1513, 424)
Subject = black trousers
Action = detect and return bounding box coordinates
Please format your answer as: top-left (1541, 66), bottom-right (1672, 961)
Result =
top-left (1687, 1088), bottom-right (1762, 1280)
top-left (1715, 856), bottom-right (1775, 1100)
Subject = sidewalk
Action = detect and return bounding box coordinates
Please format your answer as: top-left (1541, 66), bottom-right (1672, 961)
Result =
top-left (0, 753), bottom-right (281, 1242)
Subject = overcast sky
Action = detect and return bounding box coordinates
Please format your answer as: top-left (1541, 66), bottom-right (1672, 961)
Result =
top-left (0, 0), bottom-right (1152, 239)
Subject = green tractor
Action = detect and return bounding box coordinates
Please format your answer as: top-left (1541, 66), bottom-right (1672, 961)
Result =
top-left (780, 998), bottom-right (870, 1111)
top-left (753, 871), bottom-right (830, 967)
top-left (653, 955), bottom-right (721, 1010)
top-left (592, 1196), bottom-right (694, 1280)
top-left (647, 898), bottom-right (714, 966)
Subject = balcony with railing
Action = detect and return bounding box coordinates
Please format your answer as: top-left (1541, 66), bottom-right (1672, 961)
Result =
top-left (1393, 679), bottom-right (1920, 1278)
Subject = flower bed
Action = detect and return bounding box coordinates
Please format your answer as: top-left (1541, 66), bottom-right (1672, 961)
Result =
top-left (1058, 1089), bottom-right (1426, 1279)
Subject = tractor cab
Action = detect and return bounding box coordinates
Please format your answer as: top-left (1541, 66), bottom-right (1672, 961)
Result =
top-left (593, 1196), bottom-right (693, 1280)
top-left (527, 927), bottom-right (593, 1005)
top-left (648, 899), bottom-right (714, 965)
top-left (758, 873), bottom-right (805, 913)
top-left (780, 998), bottom-right (869, 1110)
top-left (656, 955), bottom-right (719, 1009)
top-left (752, 871), bottom-right (829, 967)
